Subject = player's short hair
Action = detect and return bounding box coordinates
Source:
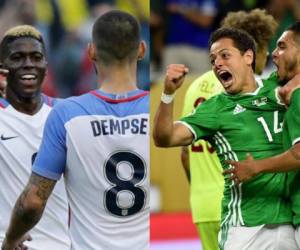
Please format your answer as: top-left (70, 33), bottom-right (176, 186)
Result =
top-left (222, 9), bottom-right (277, 52)
top-left (209, 28), bottom-right (256, 71)
top-left (286, 21), bottom-right (300, 46)
top-left (92, 10), bottom-right (141, 64)
top-left (0, 25), bottom-right (46, 61)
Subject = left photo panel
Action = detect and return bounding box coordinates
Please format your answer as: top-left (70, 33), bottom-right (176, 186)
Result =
top-left (0, 1), bottom-right (150, 250)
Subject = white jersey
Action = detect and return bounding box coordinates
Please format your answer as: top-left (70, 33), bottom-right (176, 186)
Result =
top-left (0, 95), bottom-right (70, 250)
top-left (33, 89), bottom-right (150, 250)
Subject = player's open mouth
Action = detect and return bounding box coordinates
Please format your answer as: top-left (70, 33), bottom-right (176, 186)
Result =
top-left (218, 70), bottom-right (233, 88)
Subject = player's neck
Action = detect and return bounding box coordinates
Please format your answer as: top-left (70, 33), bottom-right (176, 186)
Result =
top-left (289, 68), bottom-right (300, 80)
top-left (97, 63), bottom-right (138, 94)
top-left (241, 72), bottom-right (258, 94)
top-left (6, 89), bottom-right (43, 115)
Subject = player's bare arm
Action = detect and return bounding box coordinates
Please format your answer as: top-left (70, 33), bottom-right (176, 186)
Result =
top-left (224, 143), bottom-right (300, 184)
top-left (153, 64), bottom-right (194, 147)
top-left (2, 173), bottom-right (56, 250)
top-left (181, 146), bottom-right (191, 182)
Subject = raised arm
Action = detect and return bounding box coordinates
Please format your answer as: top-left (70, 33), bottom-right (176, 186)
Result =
top-left (153, 64), bottom-right (194, 147)
top-left (2, 173), bottom-right (57, 250)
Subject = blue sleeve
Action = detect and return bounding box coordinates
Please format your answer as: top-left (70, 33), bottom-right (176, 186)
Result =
top-left (32, 106), bottom-right (67, 180)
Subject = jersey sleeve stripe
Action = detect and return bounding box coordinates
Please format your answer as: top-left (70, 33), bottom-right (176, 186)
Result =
top-left (32, 166), bottom-right (61, 180)
top-left (292, 137), bottom-right (300, 145)
top-left (175, 121), bottom-right (197, 142)
top-left (0, 98), bottom-right (9, 108)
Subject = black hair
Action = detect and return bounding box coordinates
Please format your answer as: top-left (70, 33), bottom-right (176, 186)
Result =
top-left (286, 21), bottom-right (300, 45)
top-left (92, 10), bottom-right (141, 64)
top-left (209, 27), bottom-right (256, 71)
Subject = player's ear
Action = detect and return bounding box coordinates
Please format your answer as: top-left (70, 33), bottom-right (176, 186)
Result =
top-left (244, 49), bottom-right (254, 67)
top-left (137, 41), bottom-right (146, 61)
top-left (88, 43), bottom-right (97, 61)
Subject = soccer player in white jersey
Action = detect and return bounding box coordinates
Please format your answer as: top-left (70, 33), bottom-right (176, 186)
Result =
top-left (2, 10), bottom-right (150, 250)
top-left (0, 26), bottom-right (70, 249)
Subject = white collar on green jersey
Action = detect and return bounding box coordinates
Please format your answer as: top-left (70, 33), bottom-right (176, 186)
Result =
top-left (224, 77), bottom-right (263, 96)
top-left (241, 77), bottom-right (263, 96)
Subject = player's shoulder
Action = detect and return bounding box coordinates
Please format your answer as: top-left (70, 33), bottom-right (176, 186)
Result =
top-left (289, 88), bottom-right (300, 108)
top-left (48, 93), bottom-right (91, 118)
top-left (55, 92), bottom-right (91, 106)
top-left (257, 73), bottom-right (284, 100)
top-left (41, 94), bottom-right (61, 107)
top-left (260, 72), bottom-right (279, 89)
top-left (0, 97), bottom-right (9, 109)
top-left (133, 90), bottom-right (149, 112)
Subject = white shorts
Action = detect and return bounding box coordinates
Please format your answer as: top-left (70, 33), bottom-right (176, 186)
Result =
top-left (295, 225), bottom-right (300, 248)
top-left (223, 224), bottom-right (297, 250)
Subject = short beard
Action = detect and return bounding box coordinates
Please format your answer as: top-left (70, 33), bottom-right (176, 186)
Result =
top-left (282, 60), bottom-right (298, 85)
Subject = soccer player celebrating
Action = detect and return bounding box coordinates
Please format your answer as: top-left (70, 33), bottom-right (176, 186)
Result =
top-left (223, 21), bottom-right (300, 247)
top-left (180, 9), bottom-right (277, 250)
top-left (1, 10), bottom-right (149, 250)
top-left (0, 26), bottom-right (70, 249)
top-left (153, 28), bottom-right (298, 249)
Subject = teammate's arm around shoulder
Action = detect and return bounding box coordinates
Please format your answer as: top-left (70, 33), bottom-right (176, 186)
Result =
top-left (2, 173), bottom-right (57, 250)
top-left (153, 64), bottom-right (194, 147)
top-left (279, 73), bottom-right (300, 105)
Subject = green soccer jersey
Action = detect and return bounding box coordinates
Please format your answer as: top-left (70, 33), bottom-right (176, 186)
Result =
top-left (282, 88), bottom-right (300, 225)
top-left (181, 71), bottom-right (224, 224)
top-left (180, 77), bottom-right (292, 248)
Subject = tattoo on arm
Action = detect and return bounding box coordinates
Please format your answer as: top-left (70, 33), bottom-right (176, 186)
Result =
top-left (5, 173), bottom-right (57, 241)
top-left (29, 173), bottom-right (56, 205)
top-left (15, 184), bottom-right (31, 220)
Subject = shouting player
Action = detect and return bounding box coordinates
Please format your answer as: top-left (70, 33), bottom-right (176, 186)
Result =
top-left (223, 21), bottom-right (300, 248)
top-left (180, 9), bottom-right (277, 250)
top-left (153, 28), bottom-right (298, 249)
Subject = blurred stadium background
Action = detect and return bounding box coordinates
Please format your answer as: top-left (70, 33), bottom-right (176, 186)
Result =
top-left (0, 0), bottom-right (150, 97)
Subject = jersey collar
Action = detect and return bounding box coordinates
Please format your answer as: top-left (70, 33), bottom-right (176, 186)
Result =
top-left (90, 89), bottom-right (149, 103)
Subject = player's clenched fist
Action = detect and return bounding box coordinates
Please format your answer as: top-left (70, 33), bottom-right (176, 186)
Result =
top-left (164, 64), bottom-right (189, 94)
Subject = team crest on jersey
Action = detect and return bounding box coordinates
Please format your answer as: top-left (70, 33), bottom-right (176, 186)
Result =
top-left (252, 97), bottom-right (267, 107)
top-left (233, 104), bottom-right (246, 115)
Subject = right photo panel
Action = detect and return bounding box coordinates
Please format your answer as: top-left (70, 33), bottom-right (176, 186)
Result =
top-left (150, 0), bottom-right (300, 249)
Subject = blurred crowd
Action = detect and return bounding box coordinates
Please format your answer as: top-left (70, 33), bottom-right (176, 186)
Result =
top-left (150, 0), bottom-right (300, 81)
top-left (0, 0), bottom-right (299, 95)
top-left (0, 0), bottom-right (150, 97)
